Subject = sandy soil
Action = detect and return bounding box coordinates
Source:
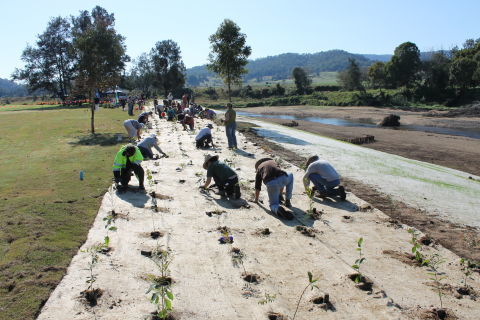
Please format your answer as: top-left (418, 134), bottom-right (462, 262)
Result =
top-left (240, 105), bottom-right (480, 176)
top-left (38, 107), bottom-right (480, 320)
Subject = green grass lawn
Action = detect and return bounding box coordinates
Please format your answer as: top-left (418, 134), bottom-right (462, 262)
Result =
top-left (0, 106), bottom-right (132, 320)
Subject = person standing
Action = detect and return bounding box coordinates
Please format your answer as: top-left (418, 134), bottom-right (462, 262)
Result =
top-left (113, 144), bottom-right (145, 191)
top-left (167, 92), bottom-right (173, 106)
top-left (224, 103), bottom-right (237, 149)
top-left (127, 97), bottom-right (134, 116)
top-left (254, 158), bottom-right (293, 219)
top-left (303, 155), bottom-right (346, 200)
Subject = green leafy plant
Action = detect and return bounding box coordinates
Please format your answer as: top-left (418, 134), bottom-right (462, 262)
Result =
top-left (305, 187), bottom-right (315, 216)
top-left (258, 292), bottom-right (276, 305)
top-left (231, 247), bottom-right (247, 274)
top-left (408, 228), bottom-right (429, 266)
top-left (147, 247), bottom-right (174, 319)
top-left (292, 272), bottom-right (319, 320)
top-left (427, 253), bottom-right (447, 309)
top-left (459, 258), bottom-right (475, 288)
top-left (146, 169), bottom-right (155, 187)
top-left (102, 214), bottom-right (117, 248)
top-left (84, 243), bottom-right (103, 292)
top-left (352, 237), bottom-right (366, 283)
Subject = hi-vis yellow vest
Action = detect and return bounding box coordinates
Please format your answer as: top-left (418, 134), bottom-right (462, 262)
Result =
top-left (113, 145), bottom-right (143, 171)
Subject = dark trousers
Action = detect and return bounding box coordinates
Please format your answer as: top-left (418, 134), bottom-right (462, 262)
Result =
top-left (128, 104), bottom-right (134, 116)
top-left (196, 134), bottom-right (212, 148)
top-left (118, 161), bottom-right (144, 187)
top-left (138, 146), bottom-right (153, 159)
top-left (215, 176), bottom-right (241, 199)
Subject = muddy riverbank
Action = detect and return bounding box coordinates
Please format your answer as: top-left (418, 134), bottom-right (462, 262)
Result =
top-left (239, 105), bottom-right (480, 176)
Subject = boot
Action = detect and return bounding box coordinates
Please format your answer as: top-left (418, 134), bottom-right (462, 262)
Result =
top-left (337, 186), bottom-right (346, 201)
top-left (285, 199), bottom-right (292, 208)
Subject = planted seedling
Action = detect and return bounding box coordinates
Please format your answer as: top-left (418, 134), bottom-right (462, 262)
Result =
top-left (102, 214), bottom-right (117, 249)
top-left (352, 237), bottom-right (366, 283)
top-left (427, 253), bottom-right (447, 312)
top-left (82, 243), bottom-right (104, 306)
top-left (231, 247), bottom-right (247, 274)
top-left (408, 228), bottom-right (429, 266)
top-left (146, 169), bottom-right (155, 188)
top-left (292, 272), bottom-right (319, 320)
top-left (147, 247), bottom-right (174, 319)
top-left (258, 292), bottom-right (276, 305)
top-left (459, 258), bottom-right (475, 288)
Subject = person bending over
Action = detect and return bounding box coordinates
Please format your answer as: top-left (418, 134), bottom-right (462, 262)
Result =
top-left (123, 119), bottom-right (144, 141)
top-left (201, 154), bottom-right (241, 199)
top-left (254, 158), bottom-right (293, 219)
top-left (138, 111), bottom-right (153, 124)
top-left (137, 134), bottom-right (168, 159)
top-left (195, 124), bottom-right (215, 148)
top-left (303, 155), bottom-right (346, 200)
top-left (113, 144), bottom-right (145, 191)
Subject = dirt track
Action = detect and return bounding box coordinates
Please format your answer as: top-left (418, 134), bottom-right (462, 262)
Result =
top-left (38, 107), bottom-right (480, 320)
top-left (240, 105), bottom-right (480, 176)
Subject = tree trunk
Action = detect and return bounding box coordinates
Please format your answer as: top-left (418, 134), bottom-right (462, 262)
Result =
top-left (227, 80), bottom-right (232, 102)
top-left (90, 91), bottom-right (95, 134)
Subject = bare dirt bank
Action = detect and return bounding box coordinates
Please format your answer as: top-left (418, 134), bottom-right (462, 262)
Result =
top-left (240, 105), bottom-right (480, 176)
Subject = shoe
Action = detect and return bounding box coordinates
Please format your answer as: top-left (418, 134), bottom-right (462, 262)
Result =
top-left (218, 190), bottom-right (226, 197)
top-left (279, 194), bottom-right (285, 203)
top-left (138, 185), bottom-right (145, 191)
top-left (285, 199), bottom-right (292, 208)
top-left (277, 206), bottom-right (294, 220)
top-left (234, 185), bottom-right (241, 200)
top-left (338, 186), bottom-right (346, 201)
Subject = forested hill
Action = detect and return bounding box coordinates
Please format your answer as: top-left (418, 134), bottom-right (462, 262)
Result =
top-left (0, 78), bottom-right (27, 97)
top-left (186, 50), bottom-right (374, 85)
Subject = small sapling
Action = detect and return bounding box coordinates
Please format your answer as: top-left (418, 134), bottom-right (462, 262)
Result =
top-left (258, 292), bottom-right (276, 305)
top-left (102, 214), bottom-right (117, 249)
top-left (147, 247), bottom-right (174, 319)
top-left (352, 237), bottom-right (366, 283)
top-left (408, 228), bottom-right (429, 266)
top-left (427, 253), bottom-right (447, 311)
top-left (459, 258), bottom-right (475, 288)
top-left (292, 272), bottom-right (319, 320)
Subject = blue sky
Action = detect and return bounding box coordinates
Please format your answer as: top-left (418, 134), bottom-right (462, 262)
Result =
top-left (1, 0), bottom-right (479, 78)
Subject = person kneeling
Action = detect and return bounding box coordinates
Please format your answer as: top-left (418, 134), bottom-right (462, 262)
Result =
top-left (201, 154), bottom-right (241, 199)
top-left (195, 124), bottom-right (215, 148)
top-left (303, 155), bottom-right (346, 200)
top-left (112, 144), bottom-right (145, 191)
top-left (254, 158), bottom-right (293, 219)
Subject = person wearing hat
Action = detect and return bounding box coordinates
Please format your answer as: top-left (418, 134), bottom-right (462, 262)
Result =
top-left (303, 155), bottom-right (346, 200)
top-left (112, 144), bottom-right (145, 191)
top-left (137, 134), bottom-right (168, 159)
top-left (195, 124), bottom-right (215, 149)
top-left (201, 154), bottom-right (241, 199)
top-left (138, 111), bottom-right (153, 124)
top-left (123, 119), bottom-right (144, 141)
top-left (254, 158), bottom-right (294, 219)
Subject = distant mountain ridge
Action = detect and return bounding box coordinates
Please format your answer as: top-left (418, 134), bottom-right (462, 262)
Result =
top-left (187, 50), bottom-right (374, 85)
top-left (186, 50), bottom-right (443, 86)
top-left (0, 78), bottom-right (27, 97)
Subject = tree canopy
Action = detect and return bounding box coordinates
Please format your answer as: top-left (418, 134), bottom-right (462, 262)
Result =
top-left (207, 19), bottom-right (251, 101)
top-left (12, 17), bottom-right (75, 99)
top-left (150, 40), bottom-right (186, 96)
top-left (292, 67), bottom-right (311, 94)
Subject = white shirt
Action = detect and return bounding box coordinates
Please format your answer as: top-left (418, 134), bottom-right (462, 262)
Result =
top-left (195, 127), bottom-right (212, 141)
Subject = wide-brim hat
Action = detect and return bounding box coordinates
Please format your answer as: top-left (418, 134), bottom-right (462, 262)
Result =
top-left (203, 154), bottom-right (219, 169)
top-left (306, 155), bottom-right (319, 168)
top-left (255, 158), bottom-right (273, 170)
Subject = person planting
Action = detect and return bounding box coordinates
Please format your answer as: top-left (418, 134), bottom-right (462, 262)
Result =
top-left (137, 134), bottom-right (168, 159)
top-left (303, 155), bottom-right (346, 200)
top-left (138, 111), bottom-right (153, 124)
top-left (181, 114), bottom-right (195, 131)
top-left (113, 144), bottom-right (145, 191)
top-left (123, 119), bottom-right (144, 141)
top-left (254, 158), bottom-right (293, 219)
top-left (201, 154), bottom-right (241, 199)
top-left (195, 124), bottom-right (215, 149)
